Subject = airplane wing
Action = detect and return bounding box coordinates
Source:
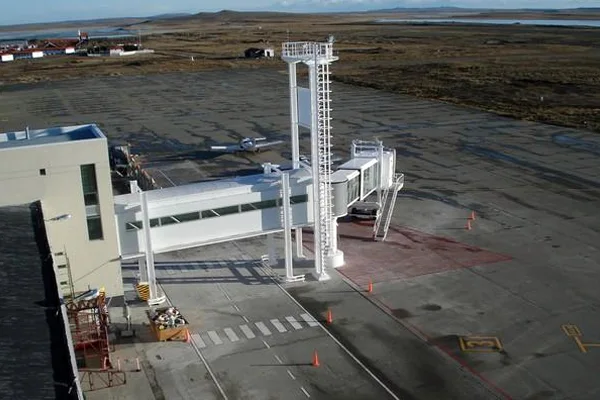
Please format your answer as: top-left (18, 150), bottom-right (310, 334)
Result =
top-left (209, 144), bottom-right (238, 152)
top-left (255, 140), bottom-right (283, 149)
top-left (253, 137), bottom-right (267, 141)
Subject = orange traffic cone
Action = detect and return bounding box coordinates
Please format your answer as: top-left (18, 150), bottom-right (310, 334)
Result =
top-left (466, 220), bottom-right (472, 230)
top-left (367, 280), bottom-right (373, 293)
top-left (312, 350), bottom-right (320, 367)
top-left (326, 309), bottom-right (333, 324)
top-left (469, 211), bottom-right (476, 220)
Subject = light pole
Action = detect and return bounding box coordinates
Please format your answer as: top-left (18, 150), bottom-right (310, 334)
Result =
top-left (45, 213), bottom-right (72, 222)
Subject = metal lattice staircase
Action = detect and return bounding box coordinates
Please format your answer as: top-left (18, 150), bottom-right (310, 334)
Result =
top-left (373, 173), bottom-right (405, 241)
top-left (282, 40), bottom-right (339, 278)
top-left (316, 60), bottom-right (334, 267)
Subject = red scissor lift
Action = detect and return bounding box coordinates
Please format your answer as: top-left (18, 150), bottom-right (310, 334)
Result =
top-left (66, 292), bottom-right (126, 391)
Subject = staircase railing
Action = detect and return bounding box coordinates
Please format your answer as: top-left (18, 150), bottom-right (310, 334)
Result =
top-left (373, 173), bottom-right (404, 241)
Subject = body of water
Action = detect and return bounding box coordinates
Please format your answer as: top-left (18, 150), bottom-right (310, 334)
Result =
top-left (375, 18), bottom-right (600, 28)
top-left (0, 27), bottom-right (135, 43)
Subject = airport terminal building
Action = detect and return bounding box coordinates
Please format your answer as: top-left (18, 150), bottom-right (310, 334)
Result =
top-left (0, 124), bottom-right (123, 297)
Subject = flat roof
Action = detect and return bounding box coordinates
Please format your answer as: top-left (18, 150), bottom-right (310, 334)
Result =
top-left (0, 203), bottom-right (77, 399)
top-left (337, 157), bottom-right (378, 171)
top-left (114, 167), bottom-right (312, 209)
top-left (331, 169), bottom-right (360, 183)
top-left (0, 124), bottom-right (105, 150)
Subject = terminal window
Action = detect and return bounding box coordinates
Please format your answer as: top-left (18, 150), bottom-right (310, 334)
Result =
top-left (80, 164), bottom-right (104, 240)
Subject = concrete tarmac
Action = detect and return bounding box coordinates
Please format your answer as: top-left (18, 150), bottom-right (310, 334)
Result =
top-left (2, 68), bottom-right (599, 399)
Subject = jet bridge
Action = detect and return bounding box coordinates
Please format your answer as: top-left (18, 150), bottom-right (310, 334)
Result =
top-left (114, 139), bottom-right (402, 302)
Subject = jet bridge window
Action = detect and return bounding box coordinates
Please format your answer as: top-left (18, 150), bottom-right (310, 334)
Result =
top-left (241, 199), bottom-right (278, 212)
top-left (201, 209), bottom-right (220, 219)
top-left (347, 176), bottom-right (360, 204)
top-left (173, 211), bottom-right (201, 222)
top-left (206, 205), bottom-right (239, 218)
top-left (125, 221), bottom-right (142, 231)
top-left (160, 216), bottom-right (180, 226)
top-left (290, 194), bottom-right (308, 204)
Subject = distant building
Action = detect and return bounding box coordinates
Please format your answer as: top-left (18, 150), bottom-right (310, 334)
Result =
top-left (0, 125), bottom-right (123, 297)
top-left (244, 47), bottom-right (275, 58)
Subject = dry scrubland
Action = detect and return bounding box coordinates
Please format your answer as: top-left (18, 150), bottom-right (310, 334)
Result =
top-left (1, 12), bottom-right (599, 133)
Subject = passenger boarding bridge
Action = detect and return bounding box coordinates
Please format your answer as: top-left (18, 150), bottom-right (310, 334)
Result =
top-left (114, 39), bottom-right (404, 304)
top-left (115, 142), bottom-right (398, 257)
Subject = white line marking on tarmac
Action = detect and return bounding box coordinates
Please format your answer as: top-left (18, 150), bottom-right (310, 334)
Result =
top-left (191, 333), bottom-right (206, 349)
top-left (262, 339), bottom-right (271, 349)
top-left (255, 322), bottom-right (272, 336)
top-left (158, 283), bottom-right (229, 400)
top-left (233, 304), bottom-right (240, 312)
top-left (274, 355), bottom-right (283, 364)
top-left (270, 319), bottom-right (287, 333)
top-left (286, 316), bottom-right (302, 330)
top-left (242, 315), bottom-right (250, 323)
top-left (224, 328), bottom-right (239, 342)
top-left (207, 330), bottom-right (223, 345)
top-left (257, 267), bottom-right (401, 400)
top-left (239, 324), bottom-right (256, 339)
top-left (287, 370), bottom-right (296, 380)
top-left (300, 313), bottom-right (318, 327)
top-left (301, 387), bottom-right (311, 398)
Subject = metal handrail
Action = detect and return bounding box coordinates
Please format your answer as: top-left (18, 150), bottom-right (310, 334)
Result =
top-left (281, 42), bottom-right (334, 59)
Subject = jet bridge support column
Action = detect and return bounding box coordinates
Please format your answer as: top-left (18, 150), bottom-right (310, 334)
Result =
top-left (289, 61), bottom-right (300, 169)
top-left (267, 234), bottom-right (277, 267)
top-left (137, 259), bottom-right (147, 282)
top-left (325, 218), bottom-right (344, 268)
top-left (282, 172), bottom-right (305, 282)
top-left (140, 191), bottom-right (165, 305)
top-left (295, 228), bottom-right (304, 259)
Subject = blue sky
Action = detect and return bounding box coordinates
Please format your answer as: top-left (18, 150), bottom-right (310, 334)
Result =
top-left (2, 0), bottom-right (598, 26)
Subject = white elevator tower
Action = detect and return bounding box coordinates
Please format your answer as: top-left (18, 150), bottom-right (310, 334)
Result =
top-left (282, 40), bottom-right (342, 281)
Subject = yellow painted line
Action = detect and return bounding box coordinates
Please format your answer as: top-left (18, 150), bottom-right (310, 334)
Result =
top-left (459, 336), bottom-right (502, 352)
top-left (561, 324), bottom-right (582, 337)
top-left (573, 336), bottom-right (588, 353)
top-left (582, 343), bottom-right (600, 348)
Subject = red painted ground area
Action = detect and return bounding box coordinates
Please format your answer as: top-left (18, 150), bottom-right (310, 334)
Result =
top-left (303, 221), bottom-right (512, 287)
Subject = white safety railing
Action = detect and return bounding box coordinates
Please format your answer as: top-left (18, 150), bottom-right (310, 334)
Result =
top-left (373, 173), bottom-right (404, 241)
top-left (282, 42), bottom-right (335, 60)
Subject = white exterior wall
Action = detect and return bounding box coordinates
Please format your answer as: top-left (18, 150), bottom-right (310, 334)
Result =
top-left (31, 51), bottom-right (44, 58)
top-left (381, 150), bottom-right (396, 189)
top-left (65, 47), bottom-right (75, 54)
top-left (115, 183), bottom-right (313, 256)
top-left (0, 138), bottom-right (122, 296)
top-left (1, 54), bottom-right (14, 62)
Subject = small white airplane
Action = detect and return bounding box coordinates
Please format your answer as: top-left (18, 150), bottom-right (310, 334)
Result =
top-left (209, 137), bottom-right (283, 153)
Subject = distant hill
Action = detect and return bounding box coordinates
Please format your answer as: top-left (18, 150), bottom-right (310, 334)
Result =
top-left (146, 13), bottom-right (192, 20)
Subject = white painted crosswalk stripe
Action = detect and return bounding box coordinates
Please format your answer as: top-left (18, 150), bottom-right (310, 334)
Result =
top-left (191, 333), bottom-right (206, 349)
top-left (300, 313), bottom-right (319, 327)
top-left (224, 328), bottom-right (239, 342)
top-left (270, 319), bottom-right (287, 333)
top-left (285, 316), bottom-right (303, 330)
top-left (255, 321), bottom-right (272, 336)
top-left (207, 330), bottom-right (223, 345)
top-left (240, 324), bottom-right (256, 339)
